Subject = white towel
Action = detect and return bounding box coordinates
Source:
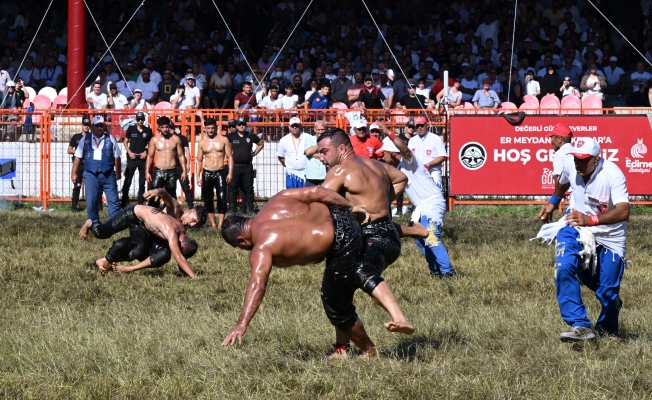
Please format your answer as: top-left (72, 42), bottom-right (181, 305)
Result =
top-left (576, 227), bottom-right (598, 275)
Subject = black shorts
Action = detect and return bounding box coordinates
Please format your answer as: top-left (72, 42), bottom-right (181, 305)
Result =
top-left (91, 205), bottom-right (140, 239)
top-left (202, 168), bottom-right (227, 214)
top-left (104, 223), bottom-right (171, 268)
top-left (321, 215), bottom-right (401, 331)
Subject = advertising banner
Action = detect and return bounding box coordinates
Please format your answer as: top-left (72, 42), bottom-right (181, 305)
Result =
top-left (450, 115), bottom-right (652, 195)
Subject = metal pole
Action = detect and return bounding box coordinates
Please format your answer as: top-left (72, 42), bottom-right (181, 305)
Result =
top-left (67, 0), bottom-right (86, 108)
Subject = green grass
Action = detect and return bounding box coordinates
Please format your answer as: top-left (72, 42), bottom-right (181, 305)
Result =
top-left (1, 207), bottom-right (652, 399)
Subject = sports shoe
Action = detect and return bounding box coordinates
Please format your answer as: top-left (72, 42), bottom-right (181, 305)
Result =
top-left (326, 343), bottom-right (350, 360)
top-left (440, 271), bottom-right (457, 280)
top-left (559, 326), bottom-right (595, 342)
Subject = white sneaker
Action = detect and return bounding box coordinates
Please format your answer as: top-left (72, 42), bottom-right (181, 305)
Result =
top-left (560, 326), bottom-right (595, 342)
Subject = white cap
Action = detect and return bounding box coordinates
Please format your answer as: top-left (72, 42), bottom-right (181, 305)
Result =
top-left (380, 137), bottom-right (400, 153)
top-left (134, 88), bottom-right (142, 93)
top-left (6, 80), bottom-right (15, 87)
top-left (461, 62), bottom-right (470, 67)
top-left (569, 137), bottom-right (600, 159)
top-left (524, 38), bottom-right (532, 43)
top-left (289, 116), bottom-right (301, 125)
top-left (92, 116), bottom-right (105, 125)
top-left (352, 118), bottom-right (368, 129)
top-left (369, 122), bottom-right (381, 131)
top-left (609, 56), bottom-right (618, 62)
top-left (372, 69), bottom-right (379, 74)
top-left (425, 57), bottom-right (434, 62)
top-left (386, 69), bottom-right (395, 80)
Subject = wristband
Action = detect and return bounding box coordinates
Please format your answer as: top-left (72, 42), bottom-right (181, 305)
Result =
top-left (549, 194), bottom-right (562, 206)
top-left (588, 215), bottom-right (599, 226)
top-left (388, 131), bottom-right (397, 141)
top-left (424, 163), bottom-right (431, 170)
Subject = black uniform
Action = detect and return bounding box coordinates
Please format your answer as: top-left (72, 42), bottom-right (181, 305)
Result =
top-left (227, 131), bottom-right (260, 213)
top-left (175, 133), bottom-right (194, 208)
top-left (121, 124), bottom-right (153, 207)
top-left (69, 133), bottom-right (85, 209)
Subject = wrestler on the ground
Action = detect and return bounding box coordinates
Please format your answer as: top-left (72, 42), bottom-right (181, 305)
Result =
top-left (221, 188), bottom-right (426, 358)
top-left (197, 117), bottom-right (233, 230)
top-left (146, 116), bottom-right (187, 207)
top-left (281, 128), bottom-right (414, 358)
top-left (79, 195), bottom-right (207, 278)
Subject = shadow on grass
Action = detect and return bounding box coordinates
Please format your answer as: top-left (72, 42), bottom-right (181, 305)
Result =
top-left (384, 328), bottom-right (468, 362)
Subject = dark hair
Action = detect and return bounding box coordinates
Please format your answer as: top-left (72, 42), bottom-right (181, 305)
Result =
top-left (321, 82), bottom-right (331, 89)
top-left (221, 216), bottom-right (251, 246)
top-left (317, 128), bottom-right (352, 150)
top-left (204, 117), bottom-right (217, 127)
top-left (193, 205), bottom-right (208, 228)
top-left (180, 236), bottom-right (198, 258)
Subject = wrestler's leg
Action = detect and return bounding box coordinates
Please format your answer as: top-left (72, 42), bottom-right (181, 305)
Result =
top-left (372, 283), bottom-right (415, 335)
top-left (342, 318), bottom-right (380, 359)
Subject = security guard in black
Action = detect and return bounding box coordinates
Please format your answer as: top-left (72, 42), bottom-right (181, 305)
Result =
top-left (121, 112), bottom-right (152, 207)
top-left (227, 119), bottom-right (263, 213)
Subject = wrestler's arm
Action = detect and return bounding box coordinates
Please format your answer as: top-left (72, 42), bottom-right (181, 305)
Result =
top-left (539, 180), bottom-right (571, 222)
top-left (167, 232), bottom-right (197, 278)
top-left (279, 186), bottom-right (354, 209)
top-left (382, 163), bottom-right (408, 200)
top-left (565, 202), bottom-right (630, 227)
top-left (222, 246), bottom-right (273, 346)
top-left (145, 138), bottom-right (156, 182)
top-left (175, 137), bottom-right (187, 181)
top-left (393, 222), bottom-right (428, 238)
top-left (143, 188), bottom-right (183, 218)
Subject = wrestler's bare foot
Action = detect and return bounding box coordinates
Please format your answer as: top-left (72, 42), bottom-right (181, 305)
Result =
top-left (111, 263), bottom-right (131, 274)
top-left (384, 320), bottom-right (415, 335)
top-left (357, 346), bottom-right (380, 360)
top-left (95, 258), bottom-right (110, 276)
top-left (79, 219), bottom-right (92, 241)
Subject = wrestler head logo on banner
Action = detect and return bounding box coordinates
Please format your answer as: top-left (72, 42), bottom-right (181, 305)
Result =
top-left (459, 142), bottom-right (486, 170)
top-left (631, 139), bottom-right (647, 158)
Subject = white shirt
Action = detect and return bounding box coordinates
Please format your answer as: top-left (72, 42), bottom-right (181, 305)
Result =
top-left (525, 79), bottom-right (540, 95)
top-left (170, 89), bottom-right (198, 109)
top-left (552, 143), bottom-right (574, 178)
top-left (630, 71), bottom-right (651, 92)
top-left (604, 66), bottom-right (625, 86)
top-left (109, 93), bottom-right (129, 109)
top-left (277, 132), bottom-right (308, 176)
top-left (137, 71), bottom-right (162, 86)
top-left (259, 95), bottom-right (284, 109)
top-left (398, 154), bottom-right (446, 222)
top-left (281, 94), bottom-right (298, 109)
top-left (134, 80), bottom-right (158, 100)
top-left (40, 66), bottom-right (63, 86)
top-left (559, 157), bottom-right (629, 257)
top-left (87, 92), bottom-right (108, 109)
top-left (408, 131), bottom-right (448, 173)
top-left (74, 134), bottom-right (123, 159)
top-left (475, 21), bottom-right (499, 49)
top-left (18, 67), bottom-right (40, 84)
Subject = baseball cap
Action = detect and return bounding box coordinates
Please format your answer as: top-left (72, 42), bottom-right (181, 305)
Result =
top-left (363, 75), bottom-right (373, 82)
top-left (524, 38), bottom-right (532, 43)
top-left (237, 117), bottom-right (247, 125)
top-left (134, 88), bottom-right (142, 93)
top-left (425, 57), bottom-right (434, 63)
top-left (6, 80), bottom-right (15, 87)
top-left (109, 82), bottom-right (117, 89)
top-left (369, 122), bottom-right (381, 131)
top-left (461, 62), bottom-right (470, 67)
top-left (82, 117), bottom-right (91, 126)
top-left (289, 116), bottom-right (302, 126)
top-left (609, 56), bottom-right (618, 62)
top-left (380, 137), bottom-right (400, 153)
top-left (181, 45), bottom-right (190, 50)
top-left (569, 137), bottom-right (600, 159)
top-left (549, 123), bottom-right (572, 138)
top-left (352, 119), bottom-right (368, 129)
top-left (372, 69), bottom-right (379, 74)
top-left (406, 119), bottom-right (415, 128)
top-left (414, 116), bottom-right (427, 125)
top-left (228, 119), bottom-right (237, 127)
top-left (135, 111), bottom-right (146, 120)
top-left (185, 73), bottom-right (195, 80)
top-left (92, 116), bottom-right (105, 125)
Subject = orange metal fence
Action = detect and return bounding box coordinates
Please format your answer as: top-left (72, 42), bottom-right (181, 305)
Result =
top-left (0, 107), bottom-right (650, 209)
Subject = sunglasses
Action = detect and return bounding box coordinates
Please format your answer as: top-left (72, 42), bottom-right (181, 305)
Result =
top-left (290, 124), bottom-right (301, 128)
top-left (415, 124), bottom-right (425, 128)
top-left (237, 123), bottom-right (246, 126)
top-left (357, 127), bottom-right (367, 131)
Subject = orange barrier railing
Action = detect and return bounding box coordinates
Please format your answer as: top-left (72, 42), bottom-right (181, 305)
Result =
top-left (1, 107), bottom-right (651, 209)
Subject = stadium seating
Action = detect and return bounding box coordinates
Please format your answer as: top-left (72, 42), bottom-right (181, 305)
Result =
top-left (582, 95), bottom-right (603, 115)
top-left (154, 101), bottom-right (171, 109)
top-left (539, 95), bottom-right (561, 115)
top-left (52, 95), bottom-right (68, 109)
top-left (463, 101), bottom-right (476, 114)
top-left (332, 102), bottom-right (348, 109)
top-left (560, 95), bottom-right (582, 114)
top-left (522, 95), bottom-right (539, 106)
top-left (519, 101), bottom-right (538, 114)
top-left (38, 87), bottom-right (58, 102)
top-left (32, 95), bottom-right (52, 109)
top-left (58, 87), bottom-right (68, 96)
top-left (23, 86), bottom-right (36, 101)
top-left (500, 102), bottom-right (518, 112)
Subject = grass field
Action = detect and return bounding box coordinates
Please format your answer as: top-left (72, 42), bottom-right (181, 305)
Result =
top-left (1, 206), bottom-right (652, 399)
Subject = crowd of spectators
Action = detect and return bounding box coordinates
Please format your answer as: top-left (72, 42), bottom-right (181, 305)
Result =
top-left (1, 0), bottom-right (652, 113)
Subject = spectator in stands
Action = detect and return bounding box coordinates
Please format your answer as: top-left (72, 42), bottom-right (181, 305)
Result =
top-left (87, 82), bottom-right (108, 110)
top-left (603, 57), bottom-right (626, 101)
top-left (459, 68), bottom-right (479, 103)
top-left (0, 80), bottom-right (22, 141)
top-left (116, 73), bottom-right (136, 101)
top-left (524, 70), bottom-right (541, 97)
top-left (107, 83), bottom-right (129, 110)
top-left (560, 76), bottom-right (581, 99)
top-left (129, 89), bottom-right (151, 111)
top-left (472, 78), bottom-right (501, 109)
top-left (281, 84), bottom-right (298, 110)
top-left (157, 70), bottom-right (178, 103)
top-left (350, 118), bottom-right (382, 159)
top-left (17, 56), bottom-right (40, 89)
top-left (358, 76), bottom-right (388, 111)
top-left (182, 74), bottom-right (201, 109)
top-left (234, 81), bottom-right (257, 110)
top-left (579, 63), bottom-right (606, 100)
top-left (40, 56), bottom-right (64, 92)
top-left (331, 67), bottom-right (352, 105)
top-left (630, 62), bottom-right (651, 97)
top-left (303, 120), bottom-right (327, 186)
top-left (435, 78), bottom-right (463, 110)
top-left (540, 65), bottom-right (563, 99)
top-left (291, 75), bottom-right (307, 105)
top-left (208, 64), bottom-right (233, 109)
top-left (134, 69), bottom-right (159, 106)
top-left (558, 57), bottom-right (582, 87)
top-left (259, 85), bottom-right (283, 109)
top-left (347, 72), bottom-right (364, 105)
top-left (379, 73), bottom-right (394, 108)
top-left (170, 84), bottom-right (191, 110)
top-left (305, 83), bottom-right (332, 110)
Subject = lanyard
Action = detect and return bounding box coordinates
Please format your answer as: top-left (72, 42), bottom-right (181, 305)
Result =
top-left (291, 134), bottom-right (301, 160)
top-left (93, 137), bottom-right (104, 149)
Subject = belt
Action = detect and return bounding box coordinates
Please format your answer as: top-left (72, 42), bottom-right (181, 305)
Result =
top-left (234, 163), bottom-right (251, 167)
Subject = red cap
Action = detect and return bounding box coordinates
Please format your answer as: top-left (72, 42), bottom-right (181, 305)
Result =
top-left (414, 116), bottom-right (427, 125)
top-left (549, 123), bottom-right (572, 138)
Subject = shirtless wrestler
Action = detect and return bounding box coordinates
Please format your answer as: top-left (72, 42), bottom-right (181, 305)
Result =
top-left (90, 189), bottom-right (205, 275)
top-left (79, 198), bottom-right (207, 278)
top-left (197, 117), bottom-right (233, 230)
top-left (146, 116), bottom-right (187, 207)
top-left (281, 128), bottom-right (414, 357)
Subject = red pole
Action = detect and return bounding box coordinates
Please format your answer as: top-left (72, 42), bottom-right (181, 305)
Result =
top-left (67, 0), bottom-right (85, 108)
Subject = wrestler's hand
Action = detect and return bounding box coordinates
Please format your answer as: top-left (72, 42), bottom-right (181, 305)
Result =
top-left (181, 171), bottom-right (187, 182)
top-left (71, 172), bottom-right (78, 183)
top-left (146, 172), bottom-right (152, 182)
top-left (565, 209), bottom-right (589, 227)
top-left (197, 177), bottom-right (203, 187)
top-left (226, 173), bottom-right (232, 184)
top-left (539, 203), bottom-right (556, 223)
top-left (351, 205), bottom-right (370, 225)
top-left (129, 151), bottom-right (136, 160)
top-left (222, 324), bottom-right (247, 346)
top-left (139, 152), bottom-right (147, 160)
top-left (143, 188), bottom-right (165, 201)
